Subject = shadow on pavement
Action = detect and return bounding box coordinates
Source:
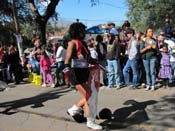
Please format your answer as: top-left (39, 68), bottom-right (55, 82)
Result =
top-left (0, 79), bottom-right (32, 91)
top-left (168, 82), bottom-right (175, 88)
top-left (145, 95), bottom-right (175, 128)
top-left (0, 87), bottom-right (72, 115)
top-left (100, 99), bottom-right (157, 130)
top-left (100, 94), bottom-right (175, 130)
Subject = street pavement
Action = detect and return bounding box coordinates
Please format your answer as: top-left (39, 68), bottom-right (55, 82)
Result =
top-left (0, 81), bottom-right (175, 131)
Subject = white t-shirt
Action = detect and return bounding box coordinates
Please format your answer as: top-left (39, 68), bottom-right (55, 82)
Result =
top-left (56, 46), bottom-right (66, 62)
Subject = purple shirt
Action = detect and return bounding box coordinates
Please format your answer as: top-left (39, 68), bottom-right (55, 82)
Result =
top-left (161, 52), bottom-right (170, 66)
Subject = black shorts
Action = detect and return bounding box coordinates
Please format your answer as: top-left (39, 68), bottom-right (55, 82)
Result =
top-left (70, 68), bottom-right (89, 85)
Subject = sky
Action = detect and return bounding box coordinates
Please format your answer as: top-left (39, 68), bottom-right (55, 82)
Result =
top-left (55, 0), bottom-right (128, 28)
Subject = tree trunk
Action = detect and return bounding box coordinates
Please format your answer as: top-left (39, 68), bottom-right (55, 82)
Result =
top-left (36, 19), bottom-right (47, 45)
top-left (28, 0), bottom-right (60, 45)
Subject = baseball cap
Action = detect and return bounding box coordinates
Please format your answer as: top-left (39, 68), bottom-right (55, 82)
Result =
top-left (110, 28), bottom-right (118, 35)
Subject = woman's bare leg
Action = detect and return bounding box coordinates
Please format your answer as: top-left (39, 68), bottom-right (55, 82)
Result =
top-left (75, 84), bottom-right (91, 117)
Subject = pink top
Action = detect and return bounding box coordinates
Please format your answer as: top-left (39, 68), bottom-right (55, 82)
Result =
top-left (40, 57), bottom-right (51, 71)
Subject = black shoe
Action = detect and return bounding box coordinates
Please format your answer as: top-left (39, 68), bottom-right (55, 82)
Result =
top-left (67, 110), bottom-right (86, 123)
top-left (103, 79), bottom-right (108, 86)
top-left (15, 82), bottom-right (20, 85)
top-left (100, 83), bottom-right (104, 87)
top-left (55, 83), bottom-right (60, 87)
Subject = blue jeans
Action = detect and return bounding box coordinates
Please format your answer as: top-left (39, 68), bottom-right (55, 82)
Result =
top-left (31, 61), bottom-right (40, 75)
top-left (107, 59), bottom-right (121, 87)
top-left (29, 56), bottom-right (40, 75)
top-left (143, 58), bottom-right (156, 86)
top-left (56, 61), bottom-right (65, 85)
top-left (123, 59), bottom-right (139, 87)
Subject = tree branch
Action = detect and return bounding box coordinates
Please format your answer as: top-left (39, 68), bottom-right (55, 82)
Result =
top-left (43, 0), bottom-right (60, 21)
top-left (28, 0), bottom-right (41, 20)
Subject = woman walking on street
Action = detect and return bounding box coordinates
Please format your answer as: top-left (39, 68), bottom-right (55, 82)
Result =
top-left (64, 22), bottom-right (103, 130)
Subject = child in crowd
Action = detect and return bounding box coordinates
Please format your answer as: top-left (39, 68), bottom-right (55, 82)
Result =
top-left (40, 50), bottom-right (55, 87)
top-left (158, 44), bottom-right (172, 88)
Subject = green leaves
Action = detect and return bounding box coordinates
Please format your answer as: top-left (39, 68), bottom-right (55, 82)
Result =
top-left (126, 0), bottom-right (175, 32)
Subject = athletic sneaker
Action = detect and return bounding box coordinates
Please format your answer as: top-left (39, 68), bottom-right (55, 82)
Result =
top-left (67, 105), bottom-right (85, 123)
top-left (151, 86), bottom-right (155, 91)
top-left (67, 105), bottom-right (82, 116)
top-left (116, 85), bottom-right (120, 89)
top-left (42, 84), bottom-right (47, 87)
top-left (145, 85), bottom-right (150, 91)
top-left (51, 84), bottom-right (55, 88)
top-left (87, 117), bottom-right (103, 130)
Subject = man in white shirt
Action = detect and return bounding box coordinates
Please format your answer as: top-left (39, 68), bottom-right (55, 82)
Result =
top-left (123, 28), bottom-right (139, 88)
top-left (55, 41), bottom-right (66, 86)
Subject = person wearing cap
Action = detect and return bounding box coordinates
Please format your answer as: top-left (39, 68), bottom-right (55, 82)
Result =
top-left (123, 28), bottom-right (139, 89)
top-left (108, 22), bottom-right (119, 35)
top-left (106, 33), bottom-right (121, 89)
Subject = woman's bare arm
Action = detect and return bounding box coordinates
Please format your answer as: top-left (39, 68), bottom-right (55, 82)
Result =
top-left (151, 44), bottom-right (157, 49)
top-left (141, 45), bottom-right (151, 54)
top-left (64, 40), bottom-right (75, 65)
